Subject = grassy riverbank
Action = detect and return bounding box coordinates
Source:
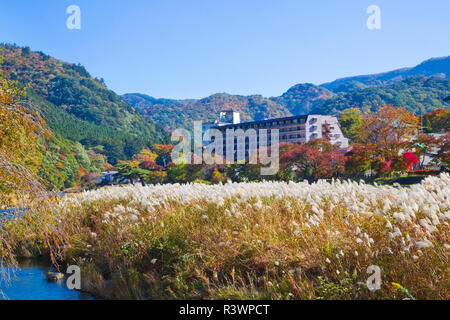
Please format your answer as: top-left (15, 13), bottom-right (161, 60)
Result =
top-left (3, 174), bottom-right (449, 300)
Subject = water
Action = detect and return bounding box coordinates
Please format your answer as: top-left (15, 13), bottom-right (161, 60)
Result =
top-left (0, 260), bottom-right (93, 300)
top-left (0, 208), bottom-right (25, 223)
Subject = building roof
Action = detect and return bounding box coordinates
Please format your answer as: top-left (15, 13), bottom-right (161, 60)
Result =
top-left (212, 114), bottom-right (310, 129)
top-left (428, 132), bottom-right (448, 138)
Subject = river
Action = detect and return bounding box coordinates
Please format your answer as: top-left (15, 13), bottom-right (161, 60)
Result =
top-left (0, 260), bottom-right (93, 300)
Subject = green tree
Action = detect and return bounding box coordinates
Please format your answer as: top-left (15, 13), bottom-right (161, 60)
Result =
top-left (423, 114), bottom-right (432, 133)
top-left (167, 162), bottom-right (187, 183)
top-left (339, 108), bottom-right (362, 142)
top-left (144, 171), bottom-right (167, 184)
top-left (115, 162), bottom-right (148, 185)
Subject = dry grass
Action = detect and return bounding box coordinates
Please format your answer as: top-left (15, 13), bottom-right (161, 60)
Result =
top-left (3, 174), bottom-right (449, 300)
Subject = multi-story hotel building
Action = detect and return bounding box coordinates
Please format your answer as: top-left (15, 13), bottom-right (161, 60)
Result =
top-left (203, 110), bottom-right (349, 161)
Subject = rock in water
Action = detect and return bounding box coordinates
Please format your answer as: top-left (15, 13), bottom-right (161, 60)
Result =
top-left (46, 272), bottom-right (65, 282)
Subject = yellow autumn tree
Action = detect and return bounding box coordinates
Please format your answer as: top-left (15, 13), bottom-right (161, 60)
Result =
top-left (356, 105), bottom-right (419, 158)
top-left (0, 57), bottom-right (58, 270)
top-left (0, 71), bottom-right (46, 171)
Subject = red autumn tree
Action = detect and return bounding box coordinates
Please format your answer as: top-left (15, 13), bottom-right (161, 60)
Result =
top-left (344, 145), bottom-right (379, 176)
top-left (402, 152), bottom-right (418, 170)
top-left (138, 159), bottom-right (163, 171)
top-left (280, 139), bottom-right (345, 180)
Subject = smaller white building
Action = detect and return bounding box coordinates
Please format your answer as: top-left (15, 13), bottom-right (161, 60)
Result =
top-left (219, 110), bottom-right (241, 125)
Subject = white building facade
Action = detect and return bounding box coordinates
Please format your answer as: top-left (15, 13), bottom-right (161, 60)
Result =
top-left (202, 111), bottom-right (349, 162)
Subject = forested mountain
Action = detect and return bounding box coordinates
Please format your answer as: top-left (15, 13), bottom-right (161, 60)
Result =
top-left (122, 83), bottom-right (334, 131)
top-left (1, 44), bottom-right (167, 189)
top-left (124, 73), bottom-right (449, 132)
top-left (1, 44), bottom-right (166, 164)
top-left (122, 92), bottom-right (294, 131)
top-left (322, 56), bottom-right (450, 93)
top-left (272, 83), bottom-right (335, 114)
top-left (314, 77), bottom-right (450, 115)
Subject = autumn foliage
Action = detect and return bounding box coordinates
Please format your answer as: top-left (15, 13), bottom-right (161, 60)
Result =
top-left (280, 139), bottom-right (345, 181)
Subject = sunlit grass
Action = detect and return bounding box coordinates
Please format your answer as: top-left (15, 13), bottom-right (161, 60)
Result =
top-left (3, 174), bottom-right (449, 300)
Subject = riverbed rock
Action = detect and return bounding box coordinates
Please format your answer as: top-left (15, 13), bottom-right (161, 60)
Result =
top-left (46, 272), bottom-right (65, 282)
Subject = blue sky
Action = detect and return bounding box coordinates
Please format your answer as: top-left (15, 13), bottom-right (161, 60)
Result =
top-left (1, 0), bottom-right (449, 99)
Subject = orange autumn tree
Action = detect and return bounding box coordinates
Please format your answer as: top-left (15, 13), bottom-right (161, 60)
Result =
top-left (152, 144), bottom-right (174, 167)
top-left (424, 109), bottom-right (450, 133)
top-left (132, 148), bottom-right (158, 163)
top-left (356, 105), bottom-right (419, 159)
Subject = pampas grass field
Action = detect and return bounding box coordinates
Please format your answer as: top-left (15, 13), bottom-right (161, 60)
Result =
top-left (3, 174), bottom-right (449, 299)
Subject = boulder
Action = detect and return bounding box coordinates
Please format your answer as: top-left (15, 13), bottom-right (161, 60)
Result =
top-left (46, 272), bottom-right (65, 282)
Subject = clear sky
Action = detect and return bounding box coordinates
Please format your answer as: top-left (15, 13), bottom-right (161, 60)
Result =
top-left (1, 0), bottom-right (449, 99)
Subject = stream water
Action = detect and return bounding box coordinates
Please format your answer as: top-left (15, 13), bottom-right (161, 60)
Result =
top-left (0, 260), bottom-right (93, 300)
top-left (1, 207), bottom-right (93, 300)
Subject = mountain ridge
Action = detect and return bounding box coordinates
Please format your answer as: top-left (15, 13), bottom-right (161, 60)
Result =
top-left (123, 55), bottom-right (450, 130)
top-left (321, 56), bottom-right (450, 93)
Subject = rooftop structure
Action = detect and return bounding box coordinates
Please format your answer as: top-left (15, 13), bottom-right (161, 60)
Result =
top-left (218, 110), bottom-right (241, 125)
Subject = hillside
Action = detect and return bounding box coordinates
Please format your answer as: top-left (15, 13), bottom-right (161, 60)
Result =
top-left (122, 92), bottom-right (294, 130)
top-left (0, 44), bottom-right (168, 189)
top-left (272, 83), bottom-right (335, 114)
top-left (1, 44), bottom-right (166, 164)
top-left (313, 77), bottom-right (450, 115)
top-left (322, 56), bottom-right (450, 93)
